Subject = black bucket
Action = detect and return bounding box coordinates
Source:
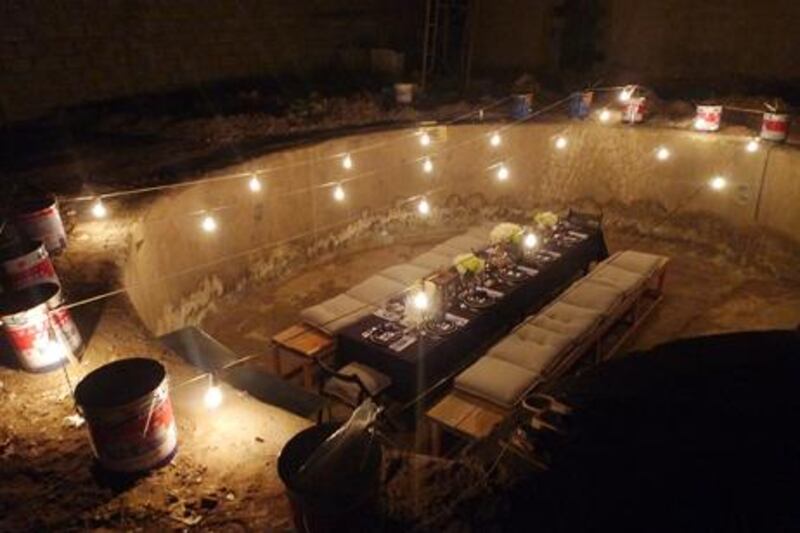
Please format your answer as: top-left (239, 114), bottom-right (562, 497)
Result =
top-left (277, 423), bottom-right (382, 533)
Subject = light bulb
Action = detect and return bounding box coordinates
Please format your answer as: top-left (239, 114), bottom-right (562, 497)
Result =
top-left (201, 215), bottom-right (217, 233)
top-left (656, 146), bottom-right (671, 161)
top-left (418, 198), bottom-right (431, 215)
top-left (619, 85), bottom-right (635, 102)
top-left (204, 384), bottom-right (223, 409)
top-left (709, 176), bottom-right (727, 191)
top-left (248, 176), bottom-right (262, 192)
top-left (333, 184), bottom-right (345, 202)
top-left (420, 132), bottom-right (431, 146)
top-left (490, 132), bottom-right (501, 147)
top-left (523, 233), bottom-right (538, 249)
top-left (746, 139), bottom-right (760, 153)
top-left (599, 109), bottom-right (611, 123)
top-left (91, 199), bottom-right (107, 219)
top-left (555, 136), bottom-right (568, 150)
top-left (496, 165), bottom-right (509, 181)
top-left (423, 157), bottom-right (433, 173)
top-left (412, 291), bottom-right (429, 310)
top-left (342, 154), bottom-right (353, 169)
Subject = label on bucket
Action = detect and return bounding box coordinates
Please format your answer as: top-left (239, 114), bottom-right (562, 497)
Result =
top-left (86, 383), bottom-right (178, 473)
top-left (2, 306), bottom-right (66, 372)
top-left (760, 113), bottom-right (789, 141)
top-left (695, 106), bottom-right (722, 131)
top-left (2, 246), bottom-right (59, 290)
top-left (15, 205), bottom-right (68, 255)
top-left (624, 97), bottom-right (646, 123)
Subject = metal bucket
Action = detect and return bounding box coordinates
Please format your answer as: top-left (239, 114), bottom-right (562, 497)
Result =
top-left (623, 97), bottom-right (646, 123)
top-left (74, 357), bottom-right (178, 473)
top-left (13, 194), bottom-right (68, 256)
top-left (695, 105), bottom-right (722, 132)
top-left (0, 283), bottom-right (68, 372)
top-left (394, 83), bottom-right (414, 105)
top-left (760, 112), bottom-right (790, 142)
top-left (0, 239), bottom-right (60, 292)
top-left (511, 93), bottom-right (533, 119)
top-left (569, 91), bottom-right (594, 119)
top-left (47, 285), bottom-right (83, 360)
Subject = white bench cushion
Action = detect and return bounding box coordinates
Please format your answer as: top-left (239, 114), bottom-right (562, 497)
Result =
top-left (466, 223), bottom-right (493, 244)
top-left (410, 251), bottom-right (451, 271)
top-left (487, 336), bottom-right (563, 374)
top-left (535, 301), bottom-right (603, 340)
top-left (608, 250), bottom-right (665, 276)
top-left (455, 356), bottom-right (536, 408)
top-left (300, 294), bottom-right (375, 334)
top-left (560, 279), bottom-right (625, 315)
top-left (323, 362), bottom-right (391, 406)
top-left (346, 275), bottom-right (406, 304)
top-left (380, 263), bottom-right (430, 285)
top-left (430, 243), bottom-right (464, 257)
top-left (588, 263), bottom-right (646, 296)
top-left (444, 234), bottom-right (486, 252)
top-left (513, 323), bottom-right (574, 352)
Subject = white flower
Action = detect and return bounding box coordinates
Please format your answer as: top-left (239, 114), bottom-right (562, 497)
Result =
top-left (534, 211), bottom-right (559, 229)
top-left (453, 253), bottom-right (485, 275)
top-left (489, 223), bottom-right (523, 245)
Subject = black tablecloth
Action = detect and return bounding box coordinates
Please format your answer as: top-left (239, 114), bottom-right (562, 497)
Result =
top-left (337, 224), bottom-right (608, 402)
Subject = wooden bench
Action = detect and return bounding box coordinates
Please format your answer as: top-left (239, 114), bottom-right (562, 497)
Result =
top-left (272, 323), bottom-right (336, 389)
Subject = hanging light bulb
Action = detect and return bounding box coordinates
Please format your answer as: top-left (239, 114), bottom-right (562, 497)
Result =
top-left (201, 215), bottom-right (218, 233)
top-left (333, 184), bottom-right (346, 202)
top-left (91, 198), bottom-right (107, 219)
top-left (422, 157), bottom-right (434, 173)
top-left (420, 132), bottom-right (431, 146)
top-left (523, 233), bottom-right (539, 250)
top-left (417, 197), bottom-right (431, 215)
top-left (248, 175), bottom-right (262, 192)
top-left (203, 375), bottom-right (223, 410)
top-left (619, 85), bottom-right (635, 102)
top-left (490, 132), bottom-right (501, 147)
top-left (555, 136), bottom-right (568, 150)
top-left (746, 138), bottom-right (760, 153)
top-left (412, 291), bottom-right (429, 310)
top-left (342, 153), bottom-right (353, 169)
top-left (655, 146), bottom-right (671, 161)
top-left (709, 176), bottom-right (728, 191)
top-left (496, 164), bottom-right (509, 181)
top-left (598, 108), bottom-right (611, 123)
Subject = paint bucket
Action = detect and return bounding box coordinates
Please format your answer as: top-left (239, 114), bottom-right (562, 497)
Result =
top-left (760, 113), bottom-right (790, 142)
top-left (394, 83), bottom-right (414, 105)
top-left (47, 285), bottom-right (83, 360)
top-left (511, 93), bottom-right (533, 119)
top-left (0, 283), bottom-right (68, 372)
top-left (13, 193), bottom-right (68, 256)
top-left (623, 97), bottom-right (646, 123)
top-left (569, 91), bottom-right (594, 119)
top-left (0, 240), bottom-right (60, 292)
top-left (278, 422), bottom-right (382, 533)
top-left (694, 105), bottom-right (722, 132)
top-left (74, 357), bottom-right (178, 473)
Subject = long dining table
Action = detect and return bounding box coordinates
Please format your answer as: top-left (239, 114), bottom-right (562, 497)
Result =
top-left (337, 222), bottom-right (609, 403)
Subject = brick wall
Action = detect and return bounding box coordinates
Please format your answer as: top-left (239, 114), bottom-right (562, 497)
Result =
top-left (0, 0), bottom-right (420, 123)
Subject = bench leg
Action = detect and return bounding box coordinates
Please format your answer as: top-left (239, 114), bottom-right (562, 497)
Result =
top-left (273, 346), bottom-right (283, 377)
top-left (430, 421), bottom-right (442, 456)
top-left (303, 362), bottom-right (313, 390)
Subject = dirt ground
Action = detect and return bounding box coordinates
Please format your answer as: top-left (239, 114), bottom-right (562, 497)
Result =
top-left (2, 89), bottom-right (800, 531)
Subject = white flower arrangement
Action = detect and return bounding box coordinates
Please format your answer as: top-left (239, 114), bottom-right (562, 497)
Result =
top-left (453, 253), bottom-right (486, 276)
top-left (533, 211), bottom-right (559, 229)
top-left (489, 222), bottom-right (523, 245)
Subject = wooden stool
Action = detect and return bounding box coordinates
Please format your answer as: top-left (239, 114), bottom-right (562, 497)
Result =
top-left (272, 323), bottom-right (335, 389)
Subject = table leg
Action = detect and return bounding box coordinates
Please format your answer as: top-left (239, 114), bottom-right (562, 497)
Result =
top-left (303, 362), bottom-right (313, 390)
top-left (430, 421), bottom-right (442, 456)
top-left (273, 345), bottom-right (282, 377)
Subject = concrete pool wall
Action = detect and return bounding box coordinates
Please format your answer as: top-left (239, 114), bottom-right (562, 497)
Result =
top-left (123, 122), bottom-right (800, 335)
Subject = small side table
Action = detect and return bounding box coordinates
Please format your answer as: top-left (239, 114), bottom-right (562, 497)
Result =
top-left (272, 323), bottom-right (335, 389)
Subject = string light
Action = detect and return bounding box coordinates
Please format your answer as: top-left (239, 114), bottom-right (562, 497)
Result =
top-left (746, 138), bottom-right (760, 153)
top-left (417, 197), bottom-right (431, 215)
top-left (655, 146), bottom-right (671, 161)
top-left (619, 85), bottom-right (635, 102)
top-left (423, 157), bottom-right (434, 173)
top-left (342, 153), bottom-right (353, 169)
top-left (248, 176), bottom-right (262, 192)
top-left (709, 176), bottom-right (728, 191)
top-left (333, 184), bottom-right (346, 202)
top-left (598, 108), bottom-right (611, 123)
top-left (419, 132), bottom-right (431, 146)
top-left (203, 375), bottom-right (223, 409)
top-left (555, 136), bottom-right (568, 150)
top-left (201, 215), bottom-right (218, 233)
top-left (490, 132), bottom-right (501, 147)
top-left (91, 198), bottom-right (107, 219)
top-left (412, 291), bottom-right (429, 310)
top-left (523, 233), bottom-right (538, 249)
top-left (496, 164), bottom-right (510, 181)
